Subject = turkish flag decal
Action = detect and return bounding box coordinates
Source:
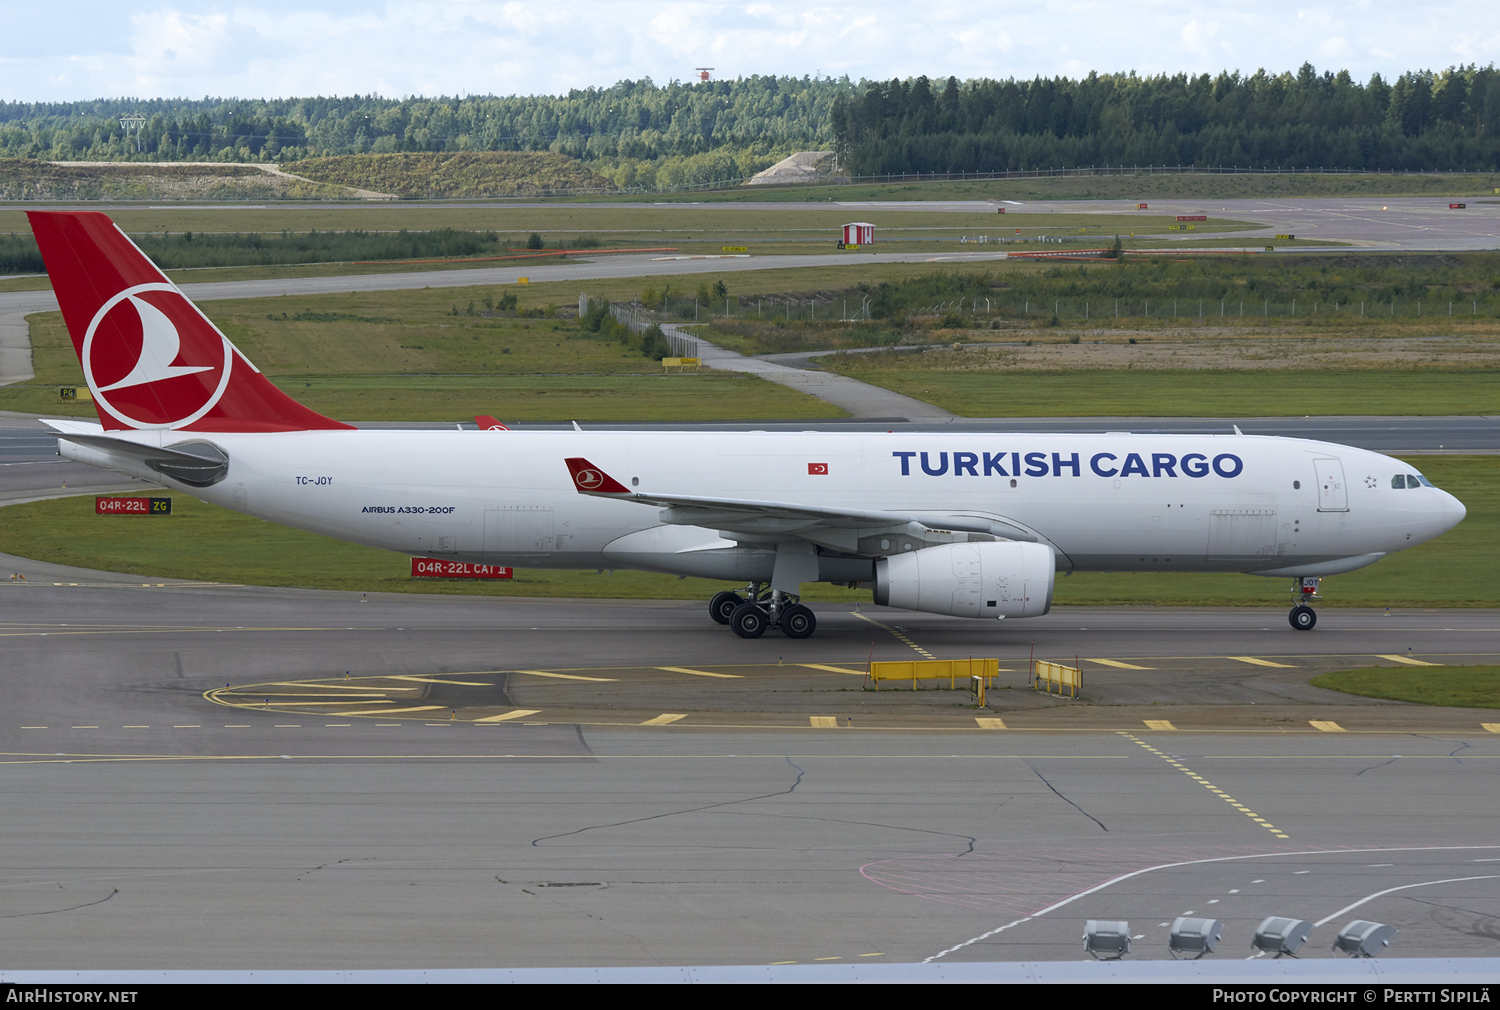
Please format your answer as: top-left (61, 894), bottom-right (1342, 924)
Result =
top-left (808, 462), bottom-right (829, 475)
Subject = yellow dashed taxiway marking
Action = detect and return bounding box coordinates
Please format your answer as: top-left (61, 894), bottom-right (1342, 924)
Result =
top-left (1143, 720), bottom-right (1178, 731)
top-left (1089, 658), bottom-right (1155, 670)
top-left (849, 611), bottom-right (935, 659)
top-left (333, 706), bottom-right (447, 717)
top-left (657, 666), bottom-right (742, 679)
top-left (976, 717), bottom-right (1007, 730)
top-left (516, 670), bottom-right (618, 682)
top-left (1228, 656), bottom-right (1298, 668)
top-left (1121, 732), bottom-right (1289, 839)
top-left (799, 664), bottom-right (867, 676)
top-left (641, 714), bottom-right (688, 726)
top-left (810, 716), bottom-right (838, 728)
top-left (475, 709), bottom-right (542, 723)
top-left (1377, 654), bottom-right (1442, 666)
top-left (1310, 720), bottom-right (1347, 732)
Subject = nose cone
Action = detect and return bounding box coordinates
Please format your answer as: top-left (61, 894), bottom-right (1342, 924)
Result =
top-left (1436, 489), bottom-right (1467, 534)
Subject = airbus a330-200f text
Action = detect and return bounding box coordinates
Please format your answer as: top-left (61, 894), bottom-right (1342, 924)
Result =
top-left (29, 211), bottom-right (1467, 640)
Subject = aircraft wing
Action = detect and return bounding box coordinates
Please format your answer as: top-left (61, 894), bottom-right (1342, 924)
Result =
top-left (562, 456), bottom-right (1038, 554)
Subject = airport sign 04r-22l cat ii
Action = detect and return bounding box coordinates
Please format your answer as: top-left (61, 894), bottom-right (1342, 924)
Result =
top-left (28, 211), bottom-right (1466, 640)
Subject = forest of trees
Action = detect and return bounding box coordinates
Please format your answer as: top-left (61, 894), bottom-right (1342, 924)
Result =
top-left (3, 65), bottom-right (1498, 189)
top-left (0, 77), bottom-right (847, 190)
top-left (832, 65), bottom-right (1500, 174)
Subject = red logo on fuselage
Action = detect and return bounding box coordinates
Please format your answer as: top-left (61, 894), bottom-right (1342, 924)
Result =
top-left (808, 462), bottom-right (829, 475)
top-left (83, 284), bottom-right (233, 429)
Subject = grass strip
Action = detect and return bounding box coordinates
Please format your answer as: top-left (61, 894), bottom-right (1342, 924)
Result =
top-left (1310, 666), bottom-right (1500, 709)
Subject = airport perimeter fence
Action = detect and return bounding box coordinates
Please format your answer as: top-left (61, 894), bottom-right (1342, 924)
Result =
top-left (625, 292), bottom-right (1500, 326)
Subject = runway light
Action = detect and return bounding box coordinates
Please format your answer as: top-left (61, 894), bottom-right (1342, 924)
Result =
top-left (1333, 920), bottom-right (1398, 958)
top-left (1169, 916), bottom-right (1223, 959)
top-left (1083, 920), bottom-right (1130, 960)
top-left (1252, 916), bottom-right (1312, 958)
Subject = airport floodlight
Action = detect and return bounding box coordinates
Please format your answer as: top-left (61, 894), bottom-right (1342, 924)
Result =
top-left (1333, 920), bottom-right (1398, 958)
top-left (1168, 917), bottom-right (1223, 959)
top-left (1083, 920), bottom-right (1130, 960)
top-left (1252, 916), bottom-right (1312, 958)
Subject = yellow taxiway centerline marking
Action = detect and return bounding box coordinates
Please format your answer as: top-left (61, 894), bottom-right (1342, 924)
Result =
top-left (810, 716), bottom-right (838, 728)
top-left (657, 666), bottom-right (742, 679)
top-left (259, 682), bottom-right (416, 691)
top-left (1310, 720), bottom-right (1347, 732)
top-left (1377, 654), bottom-right (1442, 666)
top-left (976, 717), bottom-right (1007, 730)
top-left (1121, 732), bottom-right (1290, 839)
top-left (1228, 656), bottom-right (1298, 668)
top-left (1483, 724), bottom-right (1500, 734)
top-left (515, 670), bottom-right (619, 682)
top-left (331, 706), bottom-right (448, 717)
top-left (641, 713), bottom-right (688, 726)
top-left (799, 664), bottom-right (868, 675)
top-left (222, 700), bottom-right (393, 706)
top-left (1144, 720), bottom-right (1178, 731)
top-left (386, 675), bottom-right (495, 686)
top-left (475, 709), bottom-right (542, 723)
top-left (1089, 658), bottom-right (1155, 670)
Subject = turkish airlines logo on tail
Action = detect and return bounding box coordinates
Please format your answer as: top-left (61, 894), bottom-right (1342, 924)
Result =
top-left (83, 283), bottom-right (233, 429)
top-left (573, 468), bottom-right (606, 490)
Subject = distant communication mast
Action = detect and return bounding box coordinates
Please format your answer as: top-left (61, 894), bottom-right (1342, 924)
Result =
top-left (695, 68), bottom-right (714, 82)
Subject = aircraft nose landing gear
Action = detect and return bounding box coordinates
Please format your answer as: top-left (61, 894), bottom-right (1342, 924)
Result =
top-left (1289, 577), bottom-right (1320, 630)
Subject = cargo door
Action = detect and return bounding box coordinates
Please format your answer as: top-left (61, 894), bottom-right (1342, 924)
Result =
top-left (1208, 510), bottom-right (1279, 560)
top-left (484, 506), bottom-right (554, 556)
top-left (1314, 459), bottom-right (1348, 512)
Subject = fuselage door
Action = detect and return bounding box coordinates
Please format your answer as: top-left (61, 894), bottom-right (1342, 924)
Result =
top-left (1314, 458), bottom-right (1348, 512)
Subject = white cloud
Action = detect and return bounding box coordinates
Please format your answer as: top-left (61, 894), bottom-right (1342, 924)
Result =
top-left (2, 1), bottom-right (1497, 101)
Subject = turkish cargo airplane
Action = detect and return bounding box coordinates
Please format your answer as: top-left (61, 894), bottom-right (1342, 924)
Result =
top-left (29, 211), bottom-right (1466, 639)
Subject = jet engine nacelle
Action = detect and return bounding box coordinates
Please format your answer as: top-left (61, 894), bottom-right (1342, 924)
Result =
top-left (874, 541), bottom-right (1055, 619)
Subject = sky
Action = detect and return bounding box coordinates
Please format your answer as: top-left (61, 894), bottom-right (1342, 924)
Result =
top-left (3, 1), bottom-right (1497, 102)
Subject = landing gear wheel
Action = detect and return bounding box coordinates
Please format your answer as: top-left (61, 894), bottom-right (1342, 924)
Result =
top-left (729, 602), bottom-right (769, 639)
top-left (709, 591), bottom-right (744, 625)
top-left (1289, 605), bottom-right (1317, 631)
top-left (780, 604), bottom-right (816, 639)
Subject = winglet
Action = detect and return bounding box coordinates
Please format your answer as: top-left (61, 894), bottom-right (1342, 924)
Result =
top-left (564, 457), bottom-right (631, 494)
top-left (475, 415), bottom-right (509, 430)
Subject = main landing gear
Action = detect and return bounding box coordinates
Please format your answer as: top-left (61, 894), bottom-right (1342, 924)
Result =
top-left (708, 583), bottom-right (816, 640)
top-left (1289, 576), bottom-right (1320, 631)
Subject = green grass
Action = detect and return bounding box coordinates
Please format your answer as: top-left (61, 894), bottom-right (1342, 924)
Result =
top-left (1309, 666), bottom-right (1500, 708)
top-left (626, 172), bottom-right (1500, 203)
top-left (0, 494), bottom-right (869, 602)
top-left (0, 457), bottom-right (1490, 605)
top-left (817, 367), bottom-right (1500, 417)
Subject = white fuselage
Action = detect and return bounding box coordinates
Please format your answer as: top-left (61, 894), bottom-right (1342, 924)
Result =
top-left (59, 427), bottom-right (1467, 587)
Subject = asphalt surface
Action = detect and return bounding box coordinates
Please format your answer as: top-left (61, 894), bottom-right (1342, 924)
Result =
top-left (1, 556), bottom-right (1499, 969)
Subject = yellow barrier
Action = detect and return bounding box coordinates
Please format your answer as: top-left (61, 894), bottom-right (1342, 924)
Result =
top-left (869, 657), bottom-right (999, 690)
top-left (1032, 660), bottom-right (1081, 699)
top-left (662, 357), bottom-right (701, 371)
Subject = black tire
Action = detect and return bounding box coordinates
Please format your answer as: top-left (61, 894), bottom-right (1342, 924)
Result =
top-left (780, 604), bottom-right (817, 639)
top-left (729, 602), bottom-right (769, 639)
top-left (709, 591), bottom-right (744, 625)
top-left (1289, 605), bottom-right (1317, 631)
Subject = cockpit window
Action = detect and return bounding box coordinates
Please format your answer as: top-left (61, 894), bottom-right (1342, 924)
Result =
top-left (1392, 475), bottom-right (1406, 489)
top-left (1413, 473), bottom-right (1434, 488)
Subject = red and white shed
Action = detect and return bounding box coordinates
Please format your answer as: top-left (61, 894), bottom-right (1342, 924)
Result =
top-left (842, 222), bottom-right (875, 245)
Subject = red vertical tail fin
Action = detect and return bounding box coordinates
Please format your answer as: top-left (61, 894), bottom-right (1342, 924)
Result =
top-left (28, 211), bottom-right (352, 432)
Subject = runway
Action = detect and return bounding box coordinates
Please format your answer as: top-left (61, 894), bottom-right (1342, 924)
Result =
top-left (1, 566), bottom-right (1498, 968)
